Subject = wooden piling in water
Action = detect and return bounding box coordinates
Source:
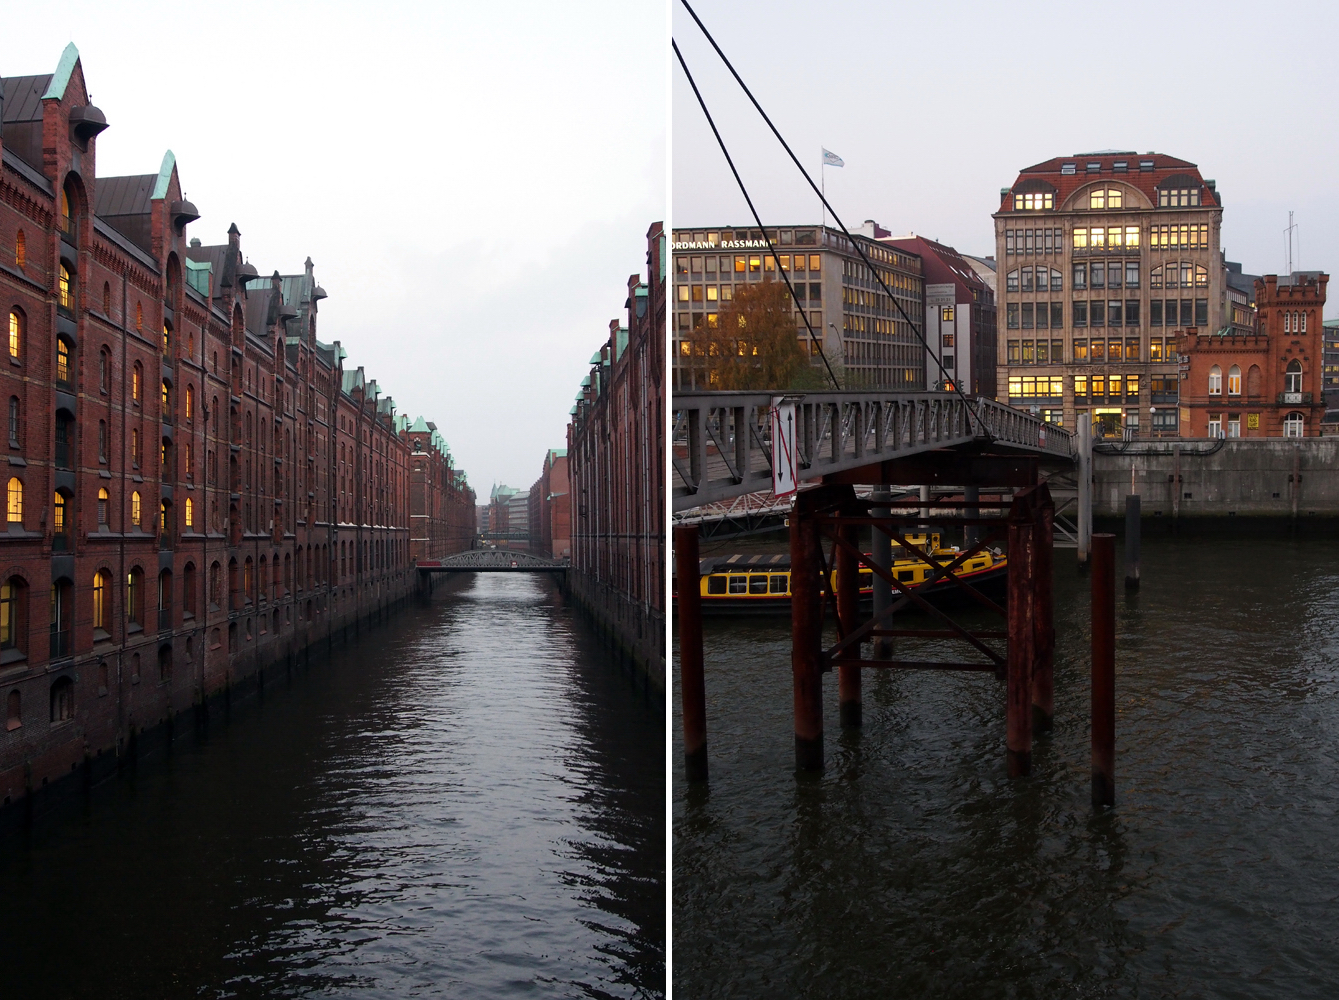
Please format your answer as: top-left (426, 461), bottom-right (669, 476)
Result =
top-left (674, 525), bottom-right (708, 783)
top-left (790, 489), bottom-right (824, 771)
top-left (836, 516), bottom-right (861, 728)
top-left (1032, 499), bottom-right (1054, 735)
top-left (1091, 532), bottom-right (1116, 807)
top-left (1006, 501), bottom-right (1035, 778)
top-left (871, 485), bottom-right (893, 660)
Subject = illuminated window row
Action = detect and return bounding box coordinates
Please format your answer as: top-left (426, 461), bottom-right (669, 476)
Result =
top-left (1005, 266), bottom-right (1062, 293)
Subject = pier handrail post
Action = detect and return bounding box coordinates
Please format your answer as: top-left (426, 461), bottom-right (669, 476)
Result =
top-left (1006, 492), bottom-right (1035, 778)
top-left (835, 500), bottom-right (861, 728)
top-left (1077, 418), bottom-right (1092, 566)
top-left (1032, 495), bottom-right (1054, 735)
top-left (791, 488), bottom-right (825, 771)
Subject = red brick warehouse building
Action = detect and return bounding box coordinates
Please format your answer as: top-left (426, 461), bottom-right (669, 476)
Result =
top-left (1178, 272), bottom-right (1329, 437)
top-left (568, 222), bottom-right (664, 691)
top-left (528, 448), bottom-right (569, 560)
top-left (0, 44), bottom-right (476, 805)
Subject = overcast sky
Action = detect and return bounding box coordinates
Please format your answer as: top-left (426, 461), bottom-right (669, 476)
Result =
top-left (6, 0), bottom-right (665, 494)
top-left (674, 0), bottom-right (1339, 317)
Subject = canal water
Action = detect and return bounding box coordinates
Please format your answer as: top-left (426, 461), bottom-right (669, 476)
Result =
top-left (674, 531), bottom-right (1339, 998)
top-left (0, 574), bottom-right (664, 999)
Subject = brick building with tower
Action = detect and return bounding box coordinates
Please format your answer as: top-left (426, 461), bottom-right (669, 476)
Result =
top-left (1177, 272), bottom-right (1328, 438)
top-left (0, 44), bottom-right (475, 807)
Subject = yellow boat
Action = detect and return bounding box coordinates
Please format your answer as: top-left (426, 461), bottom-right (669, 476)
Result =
top-left (694, 533), bottom-right (1007, 615)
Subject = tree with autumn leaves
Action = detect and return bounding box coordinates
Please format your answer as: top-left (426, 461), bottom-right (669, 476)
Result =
top-left (681, 278), bottom-right (837, 391)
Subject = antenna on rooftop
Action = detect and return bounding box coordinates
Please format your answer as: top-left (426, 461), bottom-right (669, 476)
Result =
top-left (1285, 211), bottom-right (1299, 275)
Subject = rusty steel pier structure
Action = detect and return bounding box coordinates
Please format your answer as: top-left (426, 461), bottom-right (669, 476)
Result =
top-left (674, 390), bottom-right (1085, 779)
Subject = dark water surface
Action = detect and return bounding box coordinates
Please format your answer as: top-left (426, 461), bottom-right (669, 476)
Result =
top-left (1, 575), bottom-right (664, 998)
top-left (674, 532), bottom-right (1339, 998)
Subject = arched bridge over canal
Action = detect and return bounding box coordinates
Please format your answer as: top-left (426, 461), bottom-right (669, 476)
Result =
top-left (416, 550), bottom-right (569, 579)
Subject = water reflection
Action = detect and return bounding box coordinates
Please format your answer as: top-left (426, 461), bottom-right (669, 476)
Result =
top-left (674, 533), bottom-right (1339, 998)
top-left (1, 574), bottom-right (663, 999)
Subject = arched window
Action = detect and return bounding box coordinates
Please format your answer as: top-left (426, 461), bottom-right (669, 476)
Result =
top-left (58, 264), bottom-right (73, 312)
top-left (161, 379), bottom-right (170, 412)
top-left (160, 499), bottom-right (170, 545)
top-left (102, 282), bottom-right (110, 315)
top-left (54, 411), bottom-right (71, 468)
top-left (52, 491), bottom-right (69, 551)
top-left (14, 230), bottom-right (25, 269)
top-left (185, 385), bottom-right (194, 421)
top-left (185, 442), bottom-right (194, 479)
top-left (185, 496), bottom-right (194, 529)
top-left (1285, 412), bottom-right (1305, 438)
top-left (260, 556), bottom-right (269, 602)
top-left (132, 363), bottom-right (142, 402)
top-left (8, 397), bottom-right (19, 448)
top-left (1208, 365), bottom-right (1222, 396)
top-left (131, 428), bottom-right (140, 467)
top-left (1247, 364), bottom-right (1262, 397)
top-left (135, 301), bottom-right (143, 332)
top-left (131, 490), bottom-right (142, 527)
top-left (1301, 311), bottom-right (1308, 333)
top-left (228, 558), bottom-right (239, 611)
top-left (93, 569), bottom-right (111, 633)
top-left (158, 644), bottom-right (172, 682)
top-left (209, 561), bottom-right (221, 610)
top-left (1285, 359), bottom-right (1303, 394)
top-left (98, 419), bottom-right (107, 462)
top-left (1228, 365), bottom-right (1241, 396)
top-left (244, 557), bottom-right (254, 603)
top-left (162, 325), bottom-right (171, 357)
top-left (6, 689), bottom-right (19, 730)
top-left (7, 308), bottom-right (21, 360)
top-left (126, 567), bottom-right (143, 626)
top-left (6, 477), bottom-right (21, 524)
top-left (158, 569), bottom-right (172, 629)
top-left (1195, 264), bottom-right (1208, 288)
top-left (59, 188), bottom-right (72, 233)
top-left (99, 348), bottom-right (109, 393)
top-left (97, 487), bottom-right (108, 526)
top-left (49, 676), bottom-right (73, 722)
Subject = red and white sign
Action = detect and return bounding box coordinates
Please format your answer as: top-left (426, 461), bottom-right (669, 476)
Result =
top-left (771, 398), bottom-right (797, 499)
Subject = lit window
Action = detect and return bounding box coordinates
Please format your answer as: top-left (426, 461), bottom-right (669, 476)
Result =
top-left (132, 365), bottom-right (141, 401)
top-left (1228, 365), bottom-right (1241, 396)
top-left (0, 581), bottom-right (18, 648)
top-left (131, 491), bottom-right (141, 527)
top-left (1208, 365), bottom-right (1222, 395)
top-left (15, 230), bottom-right (25, 269)
top-left (56, 340), bottom-right (70, 384)
top-left (162, 380), bottom-right (170, 411)
top-left (93, 570), bottom-right (110, 631)
top-left (1285, 360), bottom-right (1303, 394)
top-left (59, 265), bottom-right (73, 310)
top-left (6, 477), bottom-right (21, 523)
top-left (97, 487), bottom-right (108, 525)
top-left (7, 310), bottom-right (19, 359)
top-left (60, 189), bottom-right (71, 232)
top-left (185, 497), bottom-right (194, 529)
top-left (53, 491), bottom-right (66, 537)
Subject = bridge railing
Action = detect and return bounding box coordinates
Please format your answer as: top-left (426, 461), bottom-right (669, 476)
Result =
top-left (672, 391), bottom-right (1074, 511)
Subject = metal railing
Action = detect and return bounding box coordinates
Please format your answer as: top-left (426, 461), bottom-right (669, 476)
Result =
top-left (673, 391), bottom-right (1075, 511)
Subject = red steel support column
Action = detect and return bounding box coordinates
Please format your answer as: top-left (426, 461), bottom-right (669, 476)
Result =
top-left (675, 525), bottom-right (707, 783)
top-left (1006, 503), bottom-right (1035, 777)
top-left (1032, 500), bottom-right (1054, 735)
top-left (791, 490), bottom-right (824, 771)
top-left (1092, 532), bottom-right (1116, 807)
top-left (836, 517), bottom-right (861, 728)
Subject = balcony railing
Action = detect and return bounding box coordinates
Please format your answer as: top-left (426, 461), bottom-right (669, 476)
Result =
top-left (1072, 245), bottom-right (1143, 257)
top-left (1278, 391), bottom-right (1312, 405)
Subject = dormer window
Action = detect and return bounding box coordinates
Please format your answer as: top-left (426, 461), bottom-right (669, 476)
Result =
top-left (1089, 189), bottom-right (1123, 210)
top-left (1159, 187), bottom-right (1200, 208)
top-left (1060, 163), bottom-right (1076, 175)
top-left (1015, 191), bottom-right (1053, 211)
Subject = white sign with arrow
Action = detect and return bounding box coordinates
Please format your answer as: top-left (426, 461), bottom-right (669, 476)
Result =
top-left (771, 398), bottom-right (797, 499)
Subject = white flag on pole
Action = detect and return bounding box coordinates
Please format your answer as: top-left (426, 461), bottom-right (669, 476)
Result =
top-left (822, 148), bottom-right (844, 168)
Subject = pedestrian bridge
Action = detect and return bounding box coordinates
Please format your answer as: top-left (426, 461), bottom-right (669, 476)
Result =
top-left (673, 391), bottom-right (1075, 512)
top-left (416, 550), bottom-right (568, 574)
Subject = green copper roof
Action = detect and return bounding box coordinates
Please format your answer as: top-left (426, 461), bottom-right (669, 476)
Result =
top-left (570, 405), bottom-right (577, 415)
top-left (589, 349), bottom-right (603, 365)
top-left (410, 416), bottom-right (431, 433)
top-left (580, 375), bottom-right (590, 387)
top-left (184, 258), bottom-right (211, 295)
top-left (152, 151), bottom-right (176, 200)
top-left (616, 326), bottom-right (628, 362)
top-left (41, 43), bottom-right (80, 101)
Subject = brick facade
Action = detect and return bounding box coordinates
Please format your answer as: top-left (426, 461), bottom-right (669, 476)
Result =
top-left (528, 449), bottom-right (569, 560)
top-left (568, 222), bottom-right (664, 690)
top-left (1178, 272), bottom-right (1328, 438)
top-left (0, 45), bottom-right (475, 806)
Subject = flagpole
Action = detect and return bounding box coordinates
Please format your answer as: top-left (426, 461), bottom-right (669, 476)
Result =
top-left (820, 147), bottom-right (825, 231)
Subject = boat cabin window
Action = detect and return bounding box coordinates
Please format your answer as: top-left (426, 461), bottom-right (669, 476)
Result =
top-left (748, 575), bottom-right (768, 595)
top-left (707, 575), bottom-right (727, 595)
top-left (769, 574), bottom-right (788, 594)
top-left (728, 575), bottom-right (747, 595)
top-left (897, 569), bottom-right (916, 582)
top-left (859, 571), bottom-right (873, 587)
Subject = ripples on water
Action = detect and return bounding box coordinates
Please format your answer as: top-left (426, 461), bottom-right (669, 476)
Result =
top-left (0, 574), bottom-right (664, 999)
top-left (674, 533), bottom-right (1339, 998)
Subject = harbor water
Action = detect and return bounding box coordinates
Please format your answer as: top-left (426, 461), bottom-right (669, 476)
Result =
top-left (1, 574), bottom-right (664, 999)
top-left (674, 531), bottom-right (1339, 998)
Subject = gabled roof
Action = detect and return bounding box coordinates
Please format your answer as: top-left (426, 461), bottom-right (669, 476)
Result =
top-left (96, 173), bottom-right (156, 218)
top-left (41, 43), bottom-right (81, 101)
